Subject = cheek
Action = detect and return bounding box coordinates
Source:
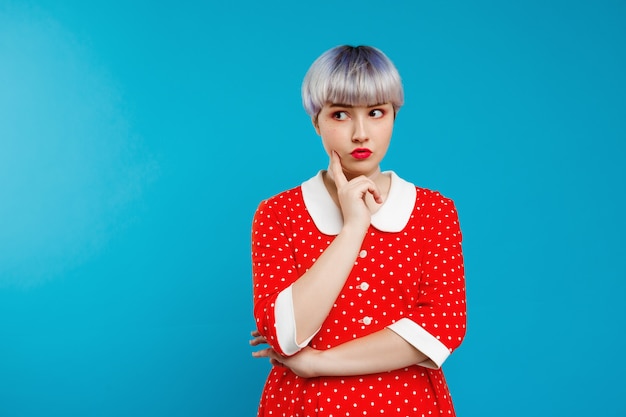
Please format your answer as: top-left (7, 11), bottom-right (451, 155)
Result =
top-left (378, 122), bottom-right (394, 140)
top-left (320, 140), bottom-right (335, 156)
top-left (318, 133), bottom-right (333, 154)
top-left (319, 128), bottom-right (340, 145)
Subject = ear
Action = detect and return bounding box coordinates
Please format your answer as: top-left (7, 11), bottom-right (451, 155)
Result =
top-left (312, 117), bottom-right (320, 135)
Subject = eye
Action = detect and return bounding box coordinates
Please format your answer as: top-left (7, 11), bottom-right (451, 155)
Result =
top-left (332, 111), bottom-right (349, 121)
top-left (369, 109), bottom-right (384, 118)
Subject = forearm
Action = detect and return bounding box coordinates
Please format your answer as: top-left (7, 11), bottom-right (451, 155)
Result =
top-left (314, 328), bottom-right (427, 377)
top-left (291, 223), bottom-right (367, 344)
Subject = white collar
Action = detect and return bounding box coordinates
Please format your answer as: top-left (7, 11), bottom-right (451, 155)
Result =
top-left (301, 171), bottom-right (417, 235)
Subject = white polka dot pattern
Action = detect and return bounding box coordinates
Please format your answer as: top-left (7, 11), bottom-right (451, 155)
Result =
top-left (252, 185), bottom-right (466, 417)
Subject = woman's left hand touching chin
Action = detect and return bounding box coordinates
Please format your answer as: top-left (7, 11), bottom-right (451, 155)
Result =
top-left (250, 330), bottom-right (321, 378)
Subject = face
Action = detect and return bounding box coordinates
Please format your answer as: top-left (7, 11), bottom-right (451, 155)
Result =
top-left (314, 102), bottom-right (395, 180)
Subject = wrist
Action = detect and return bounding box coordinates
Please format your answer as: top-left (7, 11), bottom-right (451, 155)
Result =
top-left (297, 348), bottom-right (325, 379)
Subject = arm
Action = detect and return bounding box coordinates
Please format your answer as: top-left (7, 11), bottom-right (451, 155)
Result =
top-left (284, 329), bottom-right (427, 378)
top-left (253, 152), bottom-right (380, 355)
top-left (394, 192), bottom-right (466, 367)
top-left (314, 192), bottom-right (467, 372)
top-left (253, 192), bottom-right (466, 374)
top-left (290, 152), bottom-right (381, 344)
top-left (289, 222), bottom-right (366, 344)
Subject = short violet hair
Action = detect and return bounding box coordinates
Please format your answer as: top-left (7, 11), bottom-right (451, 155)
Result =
top-left (302, 45), bottom-right (404, 119)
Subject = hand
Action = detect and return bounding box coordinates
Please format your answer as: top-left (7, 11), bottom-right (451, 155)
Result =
top-left (250, 330), bottom-right (320, 378)
top-left (249, 329), bottom-right (267, 347)
top-left (250, 329), bottom-right (283, 367)
top-left (329, 151), bottom-right (382, 231)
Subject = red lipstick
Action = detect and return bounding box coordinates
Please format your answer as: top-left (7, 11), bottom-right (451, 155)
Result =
top-left (351, 148), bottom-right (372, 160)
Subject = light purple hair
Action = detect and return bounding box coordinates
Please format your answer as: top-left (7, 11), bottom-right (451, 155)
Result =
top-left (302, 45), bottom-right (404, 121)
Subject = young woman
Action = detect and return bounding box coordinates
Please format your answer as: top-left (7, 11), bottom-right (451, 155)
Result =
top-left (250, 45), bottom-right (466, 416)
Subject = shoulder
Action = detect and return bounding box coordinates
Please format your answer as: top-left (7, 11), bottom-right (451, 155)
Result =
top-left (255, 184), bottom-right (305, 215)
top-left (415, 186), bottom-right (455, 206)
top-left (252, 186), bottom-right (305, 235)
top-left (413, 186), bottom-right (460, 221)
top-left (256, 171), bottom-right (325, 214)
top-left (387, 171), bottom-right (455, 209)
top-left (412, 187), bottom-right (462, 242)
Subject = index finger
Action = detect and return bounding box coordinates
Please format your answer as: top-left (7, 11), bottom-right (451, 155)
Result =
top-left (330, 151), bottom-right (348, 187)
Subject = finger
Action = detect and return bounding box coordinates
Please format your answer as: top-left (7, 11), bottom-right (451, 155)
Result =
top-left (251, 347), bottom-right (272, 358)
top-left (249, 335), bottom-right (268, 346)
top-left (329, 151), bottom-right (348, 188)
top-left (255, 348), bottom-right (286, 368)
top-left (368, 181), bottom-right (383, 204)
top-left (249, 329), bottom-right (267, 346)
top-left (268, 350), bottom-right (286, 367)
top-left (351, 176), bottom-right (383, 205)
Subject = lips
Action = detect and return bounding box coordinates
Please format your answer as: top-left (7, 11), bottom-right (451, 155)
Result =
top-left (351, 148), bottom-right (372, 159)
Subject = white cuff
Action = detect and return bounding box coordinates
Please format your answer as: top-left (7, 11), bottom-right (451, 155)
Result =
top-left (275, 285), bottom-right (319, 356)
top-left (387, 317), bottom-right (450, 369)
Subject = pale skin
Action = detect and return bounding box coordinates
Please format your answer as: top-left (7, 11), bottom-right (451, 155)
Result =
top-left (251, 103), bottom-right (427, 378)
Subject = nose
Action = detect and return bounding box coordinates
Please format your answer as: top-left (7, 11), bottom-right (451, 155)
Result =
top-left (352, 115), bottom-right (368, 143)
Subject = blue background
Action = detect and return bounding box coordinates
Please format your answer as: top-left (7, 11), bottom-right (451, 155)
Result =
top-left (1, 1), bottom-right (625, 415)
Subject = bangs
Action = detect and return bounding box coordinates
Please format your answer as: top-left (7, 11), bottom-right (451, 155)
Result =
top-left (302, 46), bottom-right (404, 117)
top-left (323, 63), bottom-right (401, 108)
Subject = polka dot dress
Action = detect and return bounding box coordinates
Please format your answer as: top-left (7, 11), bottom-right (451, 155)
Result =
top-left (252, 177), bottom-right (466, 417)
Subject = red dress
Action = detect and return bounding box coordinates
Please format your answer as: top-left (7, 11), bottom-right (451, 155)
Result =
top-left (252, 171), bottom-right (466, 417)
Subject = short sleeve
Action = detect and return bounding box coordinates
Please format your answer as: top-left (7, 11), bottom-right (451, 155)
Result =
top-left (251, 197), bottom-right (302, 356)
top-left (387, 192), bottom-right (466, 369)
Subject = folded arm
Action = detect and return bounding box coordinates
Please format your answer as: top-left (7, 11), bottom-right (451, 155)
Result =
top-left (255, 328), bottom-right (427, 378)
top-left (253, 192), bottom-right (466, 376)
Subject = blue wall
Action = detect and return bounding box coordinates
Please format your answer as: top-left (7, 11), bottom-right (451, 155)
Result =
top-left (1, 1), bottom-right (625, 415)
